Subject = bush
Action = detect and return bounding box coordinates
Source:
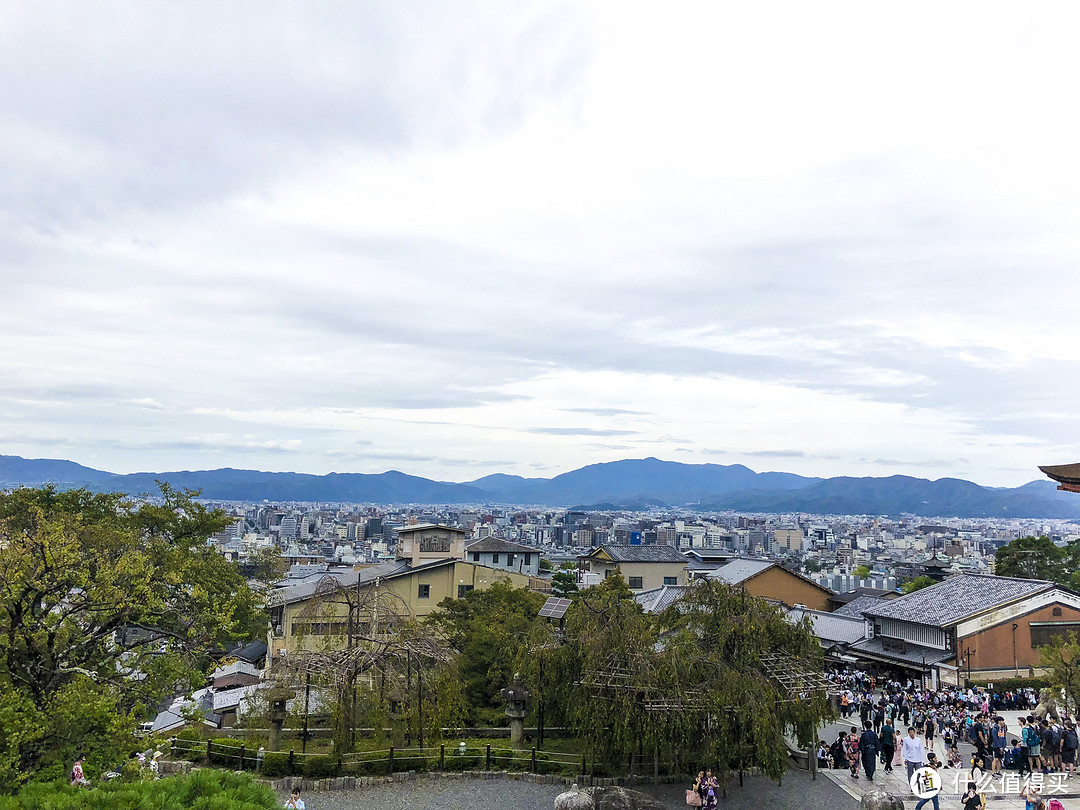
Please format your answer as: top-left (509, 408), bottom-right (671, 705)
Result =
top-left (260, 752), bottom-right (290, 778)
top-left (208, 738), bottom-right (253, 768)
top-left (171, 729), bottom-right (205, 763)
top-left (0, 769), bottom-right (279, 808)
top-left (302, 755), bottom-right (339, 779)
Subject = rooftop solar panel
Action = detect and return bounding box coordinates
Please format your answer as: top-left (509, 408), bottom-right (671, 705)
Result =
top-left (538, 597), bottom-right (572, 619)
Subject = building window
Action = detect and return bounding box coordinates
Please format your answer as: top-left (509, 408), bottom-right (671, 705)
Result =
top-left (1053, 607), bottom-right (1064, 617)
top-left (524, 554), bottom-right (531, 565)
top-left (471, 552), bottom-right (480, 562)
top-left (1031, 621), bottom-right (1080, 648)
top-left (491, 553), bottom-right (499, 564)
top-left (628, 576), bottom-right (643, 589)
top-left (603, 569), bottom-right (612, 579)
top-left (508, 554), bottom-right (515, 567)
top-left (458, 584), bottom-right (474, 598)
top-left (418, 584), bottom-right (430, 599)
top-left (663, 576), bottom-right (678, 586)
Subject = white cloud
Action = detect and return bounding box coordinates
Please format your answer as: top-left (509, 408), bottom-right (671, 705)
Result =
top-left (1, 2), bottom-right (1078, 487)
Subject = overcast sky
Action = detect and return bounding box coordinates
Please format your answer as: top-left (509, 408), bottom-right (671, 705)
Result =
top-left (2, 2), bottom-right (1079, 488)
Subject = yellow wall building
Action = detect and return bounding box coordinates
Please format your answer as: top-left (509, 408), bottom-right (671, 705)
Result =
top-left (578, 545), bottom-right (688, 592)
top-left (267, 558), bottom-right (532, 659)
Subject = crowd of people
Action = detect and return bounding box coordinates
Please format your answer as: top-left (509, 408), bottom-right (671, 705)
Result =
top-left (811, 667), bottom-right (1075, 809)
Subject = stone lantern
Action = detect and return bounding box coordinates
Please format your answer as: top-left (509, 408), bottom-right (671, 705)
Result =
top-left (501, 672), bottom-right (530, 750)
top-left (264, 685), bottom-right (296, 752)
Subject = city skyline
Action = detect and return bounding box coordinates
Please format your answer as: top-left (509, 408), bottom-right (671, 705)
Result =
top-left (3, 4), bottom-right (1080, 487)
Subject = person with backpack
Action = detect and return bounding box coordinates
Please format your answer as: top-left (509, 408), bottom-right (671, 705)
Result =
top-left (1061, 720), bottom-right (1077, 777)
top-left (990, 716), bottom-right (1007, 778)
top-left (1021, 716), bottom-right (1042, 774)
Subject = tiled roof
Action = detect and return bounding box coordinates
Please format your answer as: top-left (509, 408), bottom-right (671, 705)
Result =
top-left (706, 558), bottom-right (775, 585)
top-left (466, 538), bottom-right (534, 554)
top-left (587, 545), bottom-right (687, 563)
top-left (634, 585), bottom-right (689, 613)
top-left (397, 524), bottom-right (466, 535)
top-left (861, 574), bottom-right (1054, 627)
top-left (268, 560), bottom-right (410, 606)
top-left (834, 595), bottom-right (889, 618)
top-left (849, 637), bottom-right (956, 667)
top-left (788, 607), bottom-right (869, 645)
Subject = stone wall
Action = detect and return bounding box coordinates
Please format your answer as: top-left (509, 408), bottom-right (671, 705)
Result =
top-left (270, 769), bottom-right (683, 794)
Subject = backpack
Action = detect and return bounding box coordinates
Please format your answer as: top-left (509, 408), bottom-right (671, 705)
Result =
top-left (1048, 800), bottom-right (1065, 810)
top-left (968, 723), bottom-right (981, 744)
top-left (1022, 726), bottom-right (1037, 748)
top-left (1064, 728), bottom-right (1078, 751)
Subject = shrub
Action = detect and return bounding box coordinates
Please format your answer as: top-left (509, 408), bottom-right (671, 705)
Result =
top-left (208, 738), bottom-right (251, 768)
top-left (260, 752), bottom-right (290, 778)
top-left (0, 769), bottom-right (280, 809)
top-left (302, 755), bottom-right (339, 779)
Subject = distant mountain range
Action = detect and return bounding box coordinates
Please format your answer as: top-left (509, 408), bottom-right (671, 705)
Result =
top-left (1, 454), bottom-right (1078, 519)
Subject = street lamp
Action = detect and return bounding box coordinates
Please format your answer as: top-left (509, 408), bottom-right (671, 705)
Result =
top-left (963, 645), bottom-right (976, 687)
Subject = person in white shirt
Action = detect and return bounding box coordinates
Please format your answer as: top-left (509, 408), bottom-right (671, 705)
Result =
top-left (284, 788), bottom-right (306, 809)
top-left (902, 726), bottom-right (927, 783)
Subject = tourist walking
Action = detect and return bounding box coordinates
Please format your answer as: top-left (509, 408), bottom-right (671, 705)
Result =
top-left (880, 718), bottom-right (895, 772)
top-left (902, 726), bottom-right (927, 782)
top-left (859, 721), bottom-right (880, 781)
top-left (913, 753), bottom-right (941, 810)
top-left (846, 726), bottom-right (861, 778)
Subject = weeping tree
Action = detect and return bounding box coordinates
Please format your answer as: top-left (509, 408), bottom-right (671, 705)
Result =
top-left (274, 580), bottom-right (464, 751)
top-left (655, 580), bottom-right (831, 783)
top-left (533, 574), bottom-right (831, 783)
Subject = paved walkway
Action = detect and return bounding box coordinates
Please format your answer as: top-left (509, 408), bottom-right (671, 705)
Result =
top-left (819, 710), bottom-right (1078, 808)
top-left (278, 771), bottom-right (855, 809)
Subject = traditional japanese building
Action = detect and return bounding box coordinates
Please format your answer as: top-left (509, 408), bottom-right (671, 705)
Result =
top-left (851, 573), bottom-right (1080, 686)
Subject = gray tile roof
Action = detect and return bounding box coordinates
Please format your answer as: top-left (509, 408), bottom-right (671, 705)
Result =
top-left (849, 636), bottom-right (956, 667)
top-left (788, 607), bottom-right (870, 645)
top-left (706, 558), bottom-right (775, 585)
top-left (268, 560), bottom-right (410, 606)
top-left (587, 544), bottom-right (687, 563)
top-left (466, 538), bottom-right (535, 554)
top-left (634, 585), bottom-right (689, 613)
top-left (834, 595), bottom-right (889, 618)
top-left (861, 574), bottom-right (1054, 627)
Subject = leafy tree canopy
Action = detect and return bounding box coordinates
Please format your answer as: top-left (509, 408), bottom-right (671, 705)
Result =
top-left (551, 570), bottom-right (579, 597)
top-left (524, 575), bottom-right (831, 784)
top-left (1039, 631), bottom-right (1080, 717)
top-left (426, 582), bottom-right (545, 724)
top-left (0, 484), bottom-right (261, 787)
top-left (901, 575), bottom-right (937, 594)
top-left (995, 535), bottom-right (1080, 586)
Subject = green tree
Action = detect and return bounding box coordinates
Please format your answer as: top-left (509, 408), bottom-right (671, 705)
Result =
top-left (654, 581), bottom-right (830, 783)
top-left (853, 565), bottom-right (870, 578)
top-left (551, 570), bottom-right (579, 597)
top-left (0, 485), bottom-right (260, 787)
top-left (802, 558), bottom-right (822, 574)
top-left (900, 575), bottom-right (937, 594)
top-left (534, 575), bottom-right (830, 783)
top-left (1038, 631), bottom-right (1080, 717)
top-left (995, 535), bottom-right (1066, 582)
top-left (426, 582), bottom-right (545, 725)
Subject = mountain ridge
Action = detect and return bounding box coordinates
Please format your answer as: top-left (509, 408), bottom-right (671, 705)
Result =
top-left (0, 453), bottom-right (1076, 518)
